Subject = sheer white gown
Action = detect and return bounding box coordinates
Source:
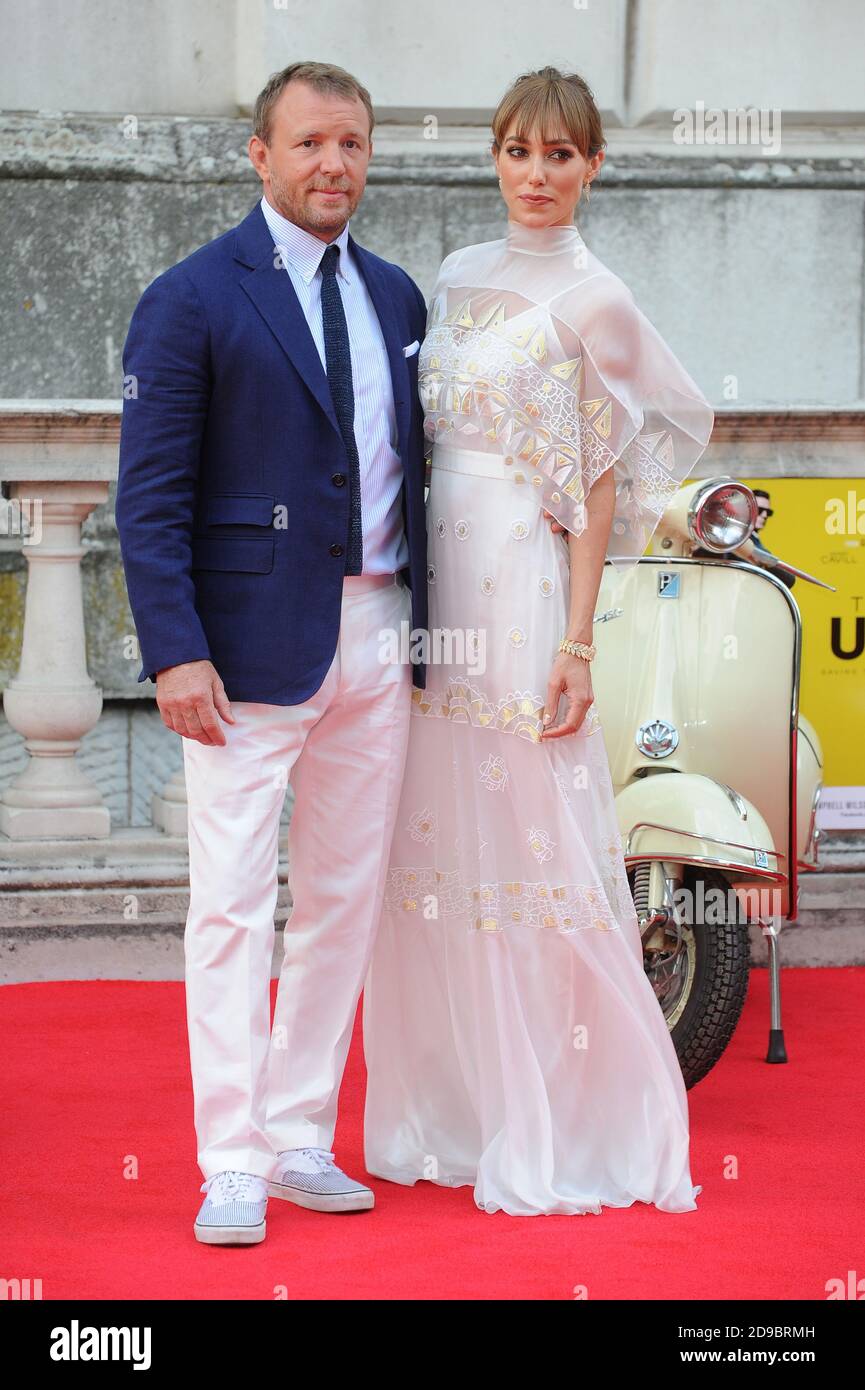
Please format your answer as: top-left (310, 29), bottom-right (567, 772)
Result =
top-left (362, 219), bottom-right (714, 1215)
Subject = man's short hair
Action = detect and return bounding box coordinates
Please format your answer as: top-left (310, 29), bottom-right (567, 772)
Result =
top-left (253, 61), bottom-right (375, 144)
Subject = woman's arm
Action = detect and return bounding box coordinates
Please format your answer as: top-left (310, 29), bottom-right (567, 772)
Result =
top-left (540, 465), bottom-right (616, 739)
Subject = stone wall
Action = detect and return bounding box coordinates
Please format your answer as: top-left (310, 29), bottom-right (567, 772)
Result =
top-left (2, 0), bottom-right (864, 819)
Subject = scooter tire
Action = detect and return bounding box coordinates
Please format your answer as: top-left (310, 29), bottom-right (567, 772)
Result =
top-left (646, 867), bottom-right (751, 1089)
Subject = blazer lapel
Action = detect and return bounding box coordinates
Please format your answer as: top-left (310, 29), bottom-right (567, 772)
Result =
top-left (233, 203), bottom-right (412, 463)
top-left (234, 203), bottom-right (341, 439)
top-left (349, 234), bottom-right (412, 464)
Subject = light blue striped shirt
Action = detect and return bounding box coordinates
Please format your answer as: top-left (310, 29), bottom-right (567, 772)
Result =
top-left (259, 194), bottom-right (408, 575)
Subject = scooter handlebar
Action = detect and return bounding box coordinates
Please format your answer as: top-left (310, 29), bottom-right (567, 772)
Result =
top-left (733, 537), bottom-right (836, 591)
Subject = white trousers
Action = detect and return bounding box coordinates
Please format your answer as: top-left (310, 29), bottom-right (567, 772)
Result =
top-left (182, 573), bottom-right (413, 1181)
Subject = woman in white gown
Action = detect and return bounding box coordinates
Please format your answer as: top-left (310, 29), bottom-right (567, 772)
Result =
top-left (362, 67), bottom-right (715, 1215)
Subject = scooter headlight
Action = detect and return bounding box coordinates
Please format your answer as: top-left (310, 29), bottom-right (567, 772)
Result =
top-left (689, 480), bottom-right (757, 553)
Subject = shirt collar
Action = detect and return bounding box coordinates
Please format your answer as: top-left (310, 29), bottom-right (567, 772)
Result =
top-left (260, 194), bottom-right (351, 285)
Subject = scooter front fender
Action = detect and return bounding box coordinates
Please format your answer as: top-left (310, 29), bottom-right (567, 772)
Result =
top-left (615, 773), bottom-right (785, 883)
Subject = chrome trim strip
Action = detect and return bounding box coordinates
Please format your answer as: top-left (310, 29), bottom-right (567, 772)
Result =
top-left (622, 851), bottom-right (786, 883)
top-left (625, 819), bottom-right (785, 863)
top-left (799, 724), bottom-right (823, 767)
top-left (718, 781), bottom-right (748, 819)
top-left (803, 781), bottom-right (822, 862)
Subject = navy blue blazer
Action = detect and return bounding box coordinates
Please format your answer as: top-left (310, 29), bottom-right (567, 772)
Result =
top-left (115, 199), bottom-right (429, 703)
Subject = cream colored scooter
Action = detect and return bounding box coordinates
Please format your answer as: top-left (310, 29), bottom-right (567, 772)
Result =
top-left (591, 478), bottom-right (831, 1088)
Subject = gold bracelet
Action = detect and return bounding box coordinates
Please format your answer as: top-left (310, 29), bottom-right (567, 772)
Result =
top-left (559, 638), bottom-right (596, 662)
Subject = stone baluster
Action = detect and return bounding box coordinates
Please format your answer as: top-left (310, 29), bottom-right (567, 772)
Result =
top-left (152, 767), bottom-right (188, 838)
top-left (0, 479), bottom-right (111, 838)
top-left (0, 401), bottom-right (121, 840)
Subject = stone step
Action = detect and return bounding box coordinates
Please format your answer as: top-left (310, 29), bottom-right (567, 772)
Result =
top-left (3, 910), bottom-right (862, 982)
top-left (1, 829), bottom-right (862, 977)
top-left (814, 831), bottom-right (865, 872)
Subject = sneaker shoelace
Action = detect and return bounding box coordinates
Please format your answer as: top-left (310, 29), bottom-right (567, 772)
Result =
top-left (298, 1147), bottom-right (338, 1172)
top-left (200, 1170), bottom-right (265, 1204)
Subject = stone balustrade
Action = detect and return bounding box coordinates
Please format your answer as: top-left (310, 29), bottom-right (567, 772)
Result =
top-left (0, 399), bottom-right (863, 964)
top-left (0, 400), bottom-right (186, 840)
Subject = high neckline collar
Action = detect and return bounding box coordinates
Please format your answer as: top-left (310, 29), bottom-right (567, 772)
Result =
top-left (505, 219), bottom-right (584, 255)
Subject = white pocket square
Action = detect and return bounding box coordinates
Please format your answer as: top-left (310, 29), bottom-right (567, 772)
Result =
top-left (402, 339), bottom-right (420, 357)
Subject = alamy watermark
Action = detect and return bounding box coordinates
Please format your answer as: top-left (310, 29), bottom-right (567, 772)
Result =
top-left (673, 102), bottom-right (782, 156)
top-left (378, 622), bottom-right (487, 676)
top-left (1, 497), bottom-right (43, 546)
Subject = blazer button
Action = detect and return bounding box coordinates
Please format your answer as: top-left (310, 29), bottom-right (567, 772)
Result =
top-left (330, 543), bottom-right (344, 557)
top-left (332, 472), bottom-right (346, 487)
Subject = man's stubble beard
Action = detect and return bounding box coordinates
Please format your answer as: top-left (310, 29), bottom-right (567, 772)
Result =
top-left (267, 166), bottom-right (363, 235)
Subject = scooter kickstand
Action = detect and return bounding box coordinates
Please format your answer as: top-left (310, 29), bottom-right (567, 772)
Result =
top-left (761, 917), bottom-right (789, 1064)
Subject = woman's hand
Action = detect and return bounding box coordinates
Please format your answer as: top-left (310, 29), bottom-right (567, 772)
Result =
top-left (540, 652), bottom-right (594, 739)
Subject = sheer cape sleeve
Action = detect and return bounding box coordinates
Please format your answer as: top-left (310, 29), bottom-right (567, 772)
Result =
top-left (419, 232), bottom-right (714, 566)
top-left (546, 274), bottom-right (715, 563)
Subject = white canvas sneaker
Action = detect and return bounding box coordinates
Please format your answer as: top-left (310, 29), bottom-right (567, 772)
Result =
top-left (194, 1169), bottom-right (268, 1244)
top-left (268, 1147), bottom-right (374, 1212)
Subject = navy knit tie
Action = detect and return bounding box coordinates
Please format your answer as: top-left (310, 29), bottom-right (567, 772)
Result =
top-left (320, 243), bottom-right (363, 575)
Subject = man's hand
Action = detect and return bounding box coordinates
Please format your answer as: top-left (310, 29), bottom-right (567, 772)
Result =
top-left (543, 508), bottom-right (567, 534)
top-left (155, 660), bottom-right (235, 745)
top-left (540, 653), bottom-right (593, 739)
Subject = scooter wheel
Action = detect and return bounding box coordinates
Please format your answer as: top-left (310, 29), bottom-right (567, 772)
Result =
top-left (639, 866), bottom-right (751, 1088)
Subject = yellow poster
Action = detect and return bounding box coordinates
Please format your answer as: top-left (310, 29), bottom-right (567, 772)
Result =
top-left (742, 478), bottom-right (865, 828)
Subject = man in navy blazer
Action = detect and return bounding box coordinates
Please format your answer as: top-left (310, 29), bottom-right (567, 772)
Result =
top-left (116, 62), bottom-right (429, 1244)
top-left (117, 120), bottom-right (428, 709)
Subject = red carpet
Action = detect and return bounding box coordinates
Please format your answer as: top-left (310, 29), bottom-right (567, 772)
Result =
top-left (2, 966), bottom-right (863, 1300)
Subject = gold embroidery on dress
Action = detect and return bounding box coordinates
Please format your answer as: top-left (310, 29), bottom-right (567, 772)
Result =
top-left (407, 809), bottom-right (437, 844)
top-left (419, 304), bottom-right (682, 545)
top-left (385, 867), bottom-right (630, 933)
top-left (444, 296), bottom-right (475, 328)
top-left (411, 680), bottom-right (602, 743)
top-left (550, 357), bottom-right (582, 385)
top-left (475, 300), bottom-right (506, 332)
top-left (526, 827), bottom-right (556, 863)
top-left (478, 753), bottom-right (510, 790)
